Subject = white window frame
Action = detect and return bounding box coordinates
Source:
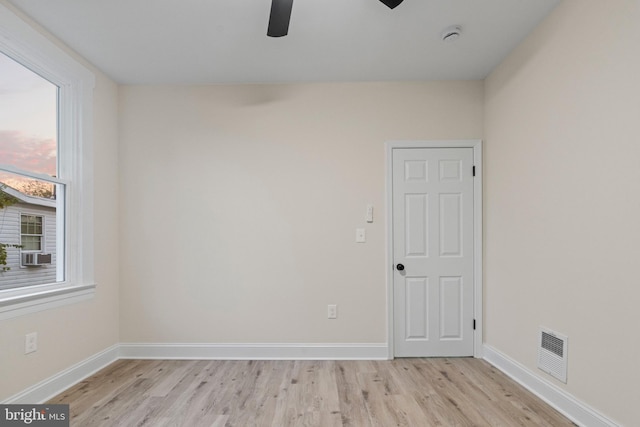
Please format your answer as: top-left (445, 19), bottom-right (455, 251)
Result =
top-left (0, 4), bottom-right (96, 320)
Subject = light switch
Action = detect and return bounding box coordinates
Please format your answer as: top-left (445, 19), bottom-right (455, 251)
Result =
top-left (356, 228), bottom-right (366, 243)
top-left (328, 304), bottom-right (337, 319)
top-left (366, 204), bottom-right (374, 223)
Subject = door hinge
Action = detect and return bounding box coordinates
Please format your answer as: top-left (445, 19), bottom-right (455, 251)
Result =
top-left (473, 319), bottom-right (476, 330)
top-left (472, 166), bottom-right (476, 177)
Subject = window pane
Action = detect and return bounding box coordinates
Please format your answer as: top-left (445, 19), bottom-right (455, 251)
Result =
top-left (20, 214), bottom-right (43, 236)
top-left (1, 171), bottom-right (60, 288)
top-left (21, 235), bottom-right (41, 251)
top-left (0, 52), bottom-right (58, 178)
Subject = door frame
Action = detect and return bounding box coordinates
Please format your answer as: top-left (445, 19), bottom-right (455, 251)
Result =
top-left (385, 140), bottom-right (483, 359)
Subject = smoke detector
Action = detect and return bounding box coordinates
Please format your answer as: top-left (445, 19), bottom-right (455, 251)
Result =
top-left (441, 25), bottom-right (462, 42)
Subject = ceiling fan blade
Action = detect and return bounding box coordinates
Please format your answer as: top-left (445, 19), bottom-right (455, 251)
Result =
top-left (379, 0), bottom-right (404, 9)
top-left (267, 0), bottom-right (294, 37)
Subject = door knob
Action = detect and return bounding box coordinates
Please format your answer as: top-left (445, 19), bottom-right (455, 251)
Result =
top-left (396, 264), bottom-right (405, 271)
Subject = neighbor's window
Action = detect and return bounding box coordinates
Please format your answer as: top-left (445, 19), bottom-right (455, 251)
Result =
top-left (0, 51), bottom-right (63, 289)
top-left (21, 214), bottom-right (44, 251)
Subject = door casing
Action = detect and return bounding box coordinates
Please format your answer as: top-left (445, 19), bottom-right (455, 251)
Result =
top-left (385, 140), bottom-right (483, 359)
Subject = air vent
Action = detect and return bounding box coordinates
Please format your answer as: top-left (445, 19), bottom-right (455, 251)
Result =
top-left (538, 327), bottom-right (568, 383)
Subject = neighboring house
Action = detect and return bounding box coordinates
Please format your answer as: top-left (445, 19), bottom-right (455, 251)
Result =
top-left (0, 185), bottom-right (57, 290)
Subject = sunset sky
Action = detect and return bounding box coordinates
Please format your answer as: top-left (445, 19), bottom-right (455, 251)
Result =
top-left (0, 52), bottom-right (57, 184)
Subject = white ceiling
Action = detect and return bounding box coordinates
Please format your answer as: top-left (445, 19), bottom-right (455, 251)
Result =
top-left (8, 0), bottom-right (560, 85)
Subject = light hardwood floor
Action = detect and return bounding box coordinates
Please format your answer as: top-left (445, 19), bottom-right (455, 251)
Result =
top-left (48, 358), bottom-right (575, 426)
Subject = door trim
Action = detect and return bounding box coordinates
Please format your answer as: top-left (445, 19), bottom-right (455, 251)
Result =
top-left (385, 140), bottom-right (483, 359)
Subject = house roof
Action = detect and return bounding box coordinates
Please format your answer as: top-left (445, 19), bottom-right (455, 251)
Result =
top-left (0, 185), bottom-right (56, 209)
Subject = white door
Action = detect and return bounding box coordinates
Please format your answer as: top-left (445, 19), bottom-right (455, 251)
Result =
top-left (393, 147), bottom-right (474, 357)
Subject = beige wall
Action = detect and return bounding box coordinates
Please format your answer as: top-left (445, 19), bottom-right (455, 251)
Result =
top-left (0, 3), bottom-right (120, 401)
top-left (118, 82), bottom-right (483, 343)
top-left (484, 0), bottom-right (640, 424)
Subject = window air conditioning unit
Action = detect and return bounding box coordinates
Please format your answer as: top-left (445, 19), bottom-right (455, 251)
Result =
top-left (22, 253), bottom-right (52, 266)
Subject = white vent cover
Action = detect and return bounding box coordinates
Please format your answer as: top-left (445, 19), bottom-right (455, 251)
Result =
top-left (537, 327), bottom-right (568, 383)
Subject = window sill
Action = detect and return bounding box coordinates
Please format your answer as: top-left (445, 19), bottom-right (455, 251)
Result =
top-left (0, 283), bottom-right (96, 321)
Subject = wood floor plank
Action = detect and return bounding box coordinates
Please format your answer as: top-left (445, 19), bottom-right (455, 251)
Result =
top-left (386, 359), bottom-right (465, 426)
top-left (334, 361), bottom-right (372, 427)
top-left (131, 360), bottom-right (214, 425)
top-left (49, 359), bottom-right (157, 421)
top-left (48, 358), bottom-right (576, 427)
top-left (457, 358), bottom-right (576, 426)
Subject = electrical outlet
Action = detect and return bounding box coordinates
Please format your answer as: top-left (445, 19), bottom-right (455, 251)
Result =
top-left (25, 332), bottom-right (37, 354)
top-left (328, 304), bottom-right (337, 319)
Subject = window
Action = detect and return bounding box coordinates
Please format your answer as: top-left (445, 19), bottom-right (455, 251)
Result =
top-left (0, 3), bottom-right (96, 319)
top-left (21, 214), bottom-right (44, 251)
top-left (0, 52), bottom-right (63, 288)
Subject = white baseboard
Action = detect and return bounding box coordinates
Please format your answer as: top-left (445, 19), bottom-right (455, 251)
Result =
top-left (483, 345), bottom-right (619, 427)
top-left (119, 342), bottom-right (390, 360)
top-left (3, 344), bottom-right (119, 404)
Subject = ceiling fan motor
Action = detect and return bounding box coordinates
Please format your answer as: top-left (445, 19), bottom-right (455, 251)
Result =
top-left (267, 0), bottom-right (405, 37)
